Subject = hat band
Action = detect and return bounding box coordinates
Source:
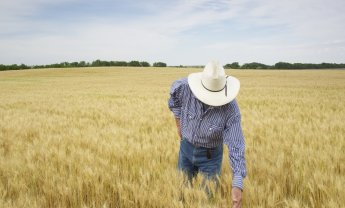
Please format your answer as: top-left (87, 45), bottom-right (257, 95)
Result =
top-left (201, 76), bottom-right (228, 96)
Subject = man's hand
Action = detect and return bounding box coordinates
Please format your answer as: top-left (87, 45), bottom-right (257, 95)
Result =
top-left (175, 118), bottom-right (181, 138)
top-left (232, 187), bottom-right (243, 208)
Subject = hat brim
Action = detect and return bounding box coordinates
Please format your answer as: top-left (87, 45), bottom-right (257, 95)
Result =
top-left (188, 72), bottom-right (240, 106)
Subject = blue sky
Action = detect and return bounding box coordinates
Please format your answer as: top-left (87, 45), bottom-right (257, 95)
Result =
top-left (0, 0), bottom-right (344, 66)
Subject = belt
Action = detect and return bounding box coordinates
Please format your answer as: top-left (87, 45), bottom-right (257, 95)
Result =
top-left (183, 138), bottom-right (215, 159)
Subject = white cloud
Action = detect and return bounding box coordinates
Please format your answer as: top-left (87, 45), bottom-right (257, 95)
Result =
top-left (0, 0), bottom-right (344, 65)
top-left (0, 23), bottom-right (178, 64)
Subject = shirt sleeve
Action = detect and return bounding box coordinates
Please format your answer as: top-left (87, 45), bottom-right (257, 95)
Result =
top-left (168, 78), bottom-right (186, 118)
top-left (223, 101), bottom-right (247, 190)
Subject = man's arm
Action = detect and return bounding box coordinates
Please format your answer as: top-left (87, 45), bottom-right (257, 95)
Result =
top-left (223, 112), bottom-right (247, 208)
top-left (224, 113), bottom-right (247, 186)
top-left (168, 79), bottom-right (185, 118)
top-left (223, 100), bottom-right (247, 208)
top-left (168, 79), bottom-right (186, 139)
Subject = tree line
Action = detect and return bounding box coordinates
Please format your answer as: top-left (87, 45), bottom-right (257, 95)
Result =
top-left (223, 62), bottom-right (345, 69)
top-left (1, 60), bottom-right (344, 71)
top-left (0, 60), bottom-right (167, 71)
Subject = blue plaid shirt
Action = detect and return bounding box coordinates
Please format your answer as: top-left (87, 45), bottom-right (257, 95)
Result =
top-left (168, 78), bottom-right (247, 190)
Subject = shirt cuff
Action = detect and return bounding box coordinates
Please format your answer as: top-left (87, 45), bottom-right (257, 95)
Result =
top-left (232, 174), bottom-right (244, 191)
top-left (171, 108), bottom-right (181, 118)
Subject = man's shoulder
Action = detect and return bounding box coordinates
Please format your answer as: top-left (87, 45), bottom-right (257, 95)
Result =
top-left (222, 99), bottom-right (240, 117)
top-left (170, 77), bottom-right (189, 92)
top-left (172, 77), bottom-right (188, 86)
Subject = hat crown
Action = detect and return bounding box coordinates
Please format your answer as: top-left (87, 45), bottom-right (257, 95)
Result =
top-left (202, 61), bottom-right (226, 91)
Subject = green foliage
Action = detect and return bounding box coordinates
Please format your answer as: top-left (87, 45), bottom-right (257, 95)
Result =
top-left (153, 62), bottom-right (167, 67)
top-left (0, 64), bottom-right (30, 71)
top-left (274, 62), bottom-right (345, 69)
top-left (110, 61), bottom-right (128, 66)
top-left (225, 62), bottom-right (345, 70)
top-left (1, 60), bottom-right (345, 72)
top-left (224, 62), bottom-right (240, 69)
top-left (241, 62), bottom-right (271, 69)
top-left (140, 62), bottom-right (150, 67)
top-left (128, 61), bottom-right (141, 67)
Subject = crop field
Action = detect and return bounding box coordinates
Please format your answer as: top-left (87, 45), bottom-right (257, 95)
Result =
top-left (0, 67), bottom-right (344, 207)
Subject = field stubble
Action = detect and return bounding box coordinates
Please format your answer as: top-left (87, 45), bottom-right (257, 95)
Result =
top-left (0, 68), bottom-right (344, 207)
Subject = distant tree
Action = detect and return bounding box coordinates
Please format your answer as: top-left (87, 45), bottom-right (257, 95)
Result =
top-left (275, 62), bottom-right (293, 69)
top-left (115, 61), bottom-right (128, 66)
top-left (49, 63), bottom-right (61, 68)
top-left (224, 62), bottom-right (240, 69)
top-left (78, 61), bottom-right (86, 67)
top-left (1, 60), bottom-right (344, 71)
top-left (230, 62), bottom-right (240, 69)
top-left (19, 64), bottom-right (30, 69)
top-left (128, 61), bottom-right (141, 67)
top-left (224, 64), bottom-right (231, 69)
top-left (140, 61), bottom-right (150, 67)
top-left (10, 64), bottom-right (19, 70)
top-left (153, 62), bottom-right (167, 67)
top-left (92, 59), bottom-right (102, 67)
top-left (70, 62), bottom-right (79, 67)
top-left (241, 62), bottom-right (269, 69)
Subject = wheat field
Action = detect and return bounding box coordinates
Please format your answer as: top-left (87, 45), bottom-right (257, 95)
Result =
top-left (0, 67), bottom-right (344, 208)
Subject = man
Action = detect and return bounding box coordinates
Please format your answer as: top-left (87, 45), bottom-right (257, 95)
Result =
top-left (168, 61), bottom-right (247, 208)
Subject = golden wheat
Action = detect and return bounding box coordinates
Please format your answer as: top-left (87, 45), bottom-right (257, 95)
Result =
top-left (0, 68), bottom-right (344, 207)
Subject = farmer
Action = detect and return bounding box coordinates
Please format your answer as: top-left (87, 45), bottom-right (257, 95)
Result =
top-left (168, 61), bottom-right (246, 207)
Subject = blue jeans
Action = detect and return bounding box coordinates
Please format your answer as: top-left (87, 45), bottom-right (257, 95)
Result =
top-left (178, 138), bottom-right (223, 183)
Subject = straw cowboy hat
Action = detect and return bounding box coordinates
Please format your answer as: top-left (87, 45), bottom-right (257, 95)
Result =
top-left (188, 60), bottom-right (240, 106)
